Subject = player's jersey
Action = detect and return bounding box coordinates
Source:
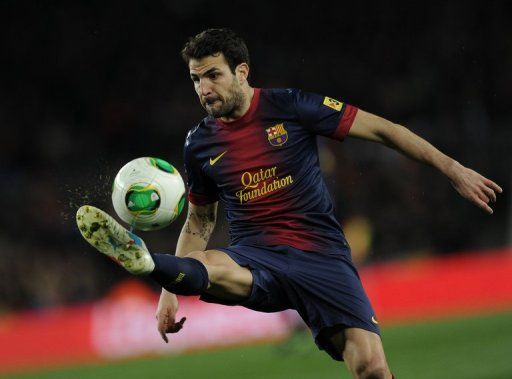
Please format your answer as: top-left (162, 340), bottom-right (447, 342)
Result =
top-left (184, 88), bottom-right (358, 253)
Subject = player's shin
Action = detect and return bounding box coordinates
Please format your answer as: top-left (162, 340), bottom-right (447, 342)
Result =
top-left (150, 254), bottom-right (209, 295)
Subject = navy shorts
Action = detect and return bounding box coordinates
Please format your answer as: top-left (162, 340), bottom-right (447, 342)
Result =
top-left (200, 244), bottom-right (380, 360)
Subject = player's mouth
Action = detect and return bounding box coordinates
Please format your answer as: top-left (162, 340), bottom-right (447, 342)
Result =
top-left (205, 99), bottom-right (221, 107)
top-left (203, 94), bottom-right (222, 105)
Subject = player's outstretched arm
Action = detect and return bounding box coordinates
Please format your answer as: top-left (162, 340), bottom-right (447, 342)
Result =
top-left (156, 201), bottom-right (218, 342)
top-left (348, 109), bottom-right (503, 214)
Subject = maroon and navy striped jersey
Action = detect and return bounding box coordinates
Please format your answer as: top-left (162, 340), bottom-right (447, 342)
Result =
top-left (184, 88), bottom-right (358, 253)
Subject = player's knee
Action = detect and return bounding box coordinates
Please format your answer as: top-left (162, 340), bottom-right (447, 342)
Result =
top-left (353, 356), bottom-right (389, 379)
top-left (343, 343), bottom-right (389, 378)
top-left (183, 250), bottom-right (217, 283)
top-left (185, 250), bottom-right (239, 282)
top-left (184, 251), bottom-right (218, 278)
top-left (184, 250), bottom-right (253, 299)
top-left (184, 250), bottom-right (208, 264)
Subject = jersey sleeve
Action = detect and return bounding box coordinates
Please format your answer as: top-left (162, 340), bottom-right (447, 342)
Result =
top-left (293, 89), bottom-right (358, 140)
top-left (183, 131), bottom-right (219, 206)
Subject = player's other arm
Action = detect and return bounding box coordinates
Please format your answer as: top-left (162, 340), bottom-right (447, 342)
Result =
top-left (348, 109), bottom-right (503, 214)
top-left (176, 201), bottom-right (218, 256)
top-left (156, 201), bottom-right (218, 342)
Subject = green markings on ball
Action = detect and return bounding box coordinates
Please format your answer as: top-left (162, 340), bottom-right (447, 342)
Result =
top-left (149, 157), bottom-right (175, 174)
top-left (177, 193), bottom-right (185, 215)
top-left (169, 194), bottom-right (186, 223)
top-left (125, 184), bottom-right (161, 215)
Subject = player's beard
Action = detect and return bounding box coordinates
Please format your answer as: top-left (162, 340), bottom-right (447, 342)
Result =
top-left (202, 78), bottom-right (245, 119)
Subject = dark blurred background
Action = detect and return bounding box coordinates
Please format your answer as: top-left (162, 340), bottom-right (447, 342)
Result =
top-left (0, 1), bottom-right (510, 312)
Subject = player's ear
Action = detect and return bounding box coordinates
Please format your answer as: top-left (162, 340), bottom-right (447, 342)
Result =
top-left (236, 63), bottom-right (249, 85)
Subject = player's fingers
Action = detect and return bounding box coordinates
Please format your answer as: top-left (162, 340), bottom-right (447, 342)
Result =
top-left (473, 196), bottom-right (493, 214)
top-left (484, 178), bottom-right (503, 194)
top-left (158, 319), bottom-right (169, 343)
top-left (165, 317), bottom-right (177, 333)
top-left (477, 191), bottom-right (490, 204)
top-left (159, 329), bottom-right (169, 343)
top-left (157, 311), bottom-right (173, 342)
top-left (481, 185), bottom-right (497, 203)
top-left (169, 317), bottom-right (186, 333)
top-left (169, 319), bottom-right (184, 333)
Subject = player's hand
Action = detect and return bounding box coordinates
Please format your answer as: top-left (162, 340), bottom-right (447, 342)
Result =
top-left (449, 162), bottom-right (503, 214)
top-left (155, 289), bottom-right (186, 343)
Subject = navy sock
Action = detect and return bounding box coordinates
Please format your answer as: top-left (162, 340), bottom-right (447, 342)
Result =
top-left (149, 254), bottom-right (209, 295)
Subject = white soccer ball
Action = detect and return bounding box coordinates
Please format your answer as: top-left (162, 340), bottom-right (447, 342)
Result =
top-left (112, 157), bottom-right (186, 231)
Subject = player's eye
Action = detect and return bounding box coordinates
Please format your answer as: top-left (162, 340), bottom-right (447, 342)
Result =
top-left (190, 76), bottom-right (199, 83)
top-left (208, 72), bottom-right (219, 80)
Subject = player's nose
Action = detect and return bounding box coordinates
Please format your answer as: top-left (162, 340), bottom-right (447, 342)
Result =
top-left (198, 79), bottom-right (212, 96)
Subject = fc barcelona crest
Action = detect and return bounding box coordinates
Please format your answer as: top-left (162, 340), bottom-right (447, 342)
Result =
top-left (266, 123), bottom-right (288, 147)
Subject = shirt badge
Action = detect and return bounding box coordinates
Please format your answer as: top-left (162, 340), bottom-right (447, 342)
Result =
top-left (323, 96), bottom-right (343, 111)
top-left (266, 123), bottom-right (288, 147)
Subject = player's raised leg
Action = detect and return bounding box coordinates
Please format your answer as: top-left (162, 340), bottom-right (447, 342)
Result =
top-left (319, 326), bottom-right (392, 379)
top-left (76, 205), bottom-right (252, 300)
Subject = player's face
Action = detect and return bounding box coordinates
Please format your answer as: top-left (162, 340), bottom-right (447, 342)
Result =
top-left (189, 54), bottom-right (245, 118)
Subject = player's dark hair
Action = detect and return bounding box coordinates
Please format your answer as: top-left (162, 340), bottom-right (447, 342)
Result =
top-left (181, 28), bottom-right (250, 73)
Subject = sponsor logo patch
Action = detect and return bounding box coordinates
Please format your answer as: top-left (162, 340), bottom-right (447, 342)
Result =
top-left (236, 166), bottom-right (293, 204)
top-left (323, 96), bottom-right (343, 111)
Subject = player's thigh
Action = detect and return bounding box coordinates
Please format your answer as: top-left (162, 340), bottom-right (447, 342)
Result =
top-left (186, 249), bottom-right (253, 300)
top-left (322, 326), bottom-right (389, 373)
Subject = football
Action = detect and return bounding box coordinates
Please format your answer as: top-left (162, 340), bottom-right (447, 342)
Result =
top-left (112, 157), bottom-right (186, 231)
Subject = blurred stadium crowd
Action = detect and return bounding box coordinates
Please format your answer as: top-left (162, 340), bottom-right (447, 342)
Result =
top-left (0, 1), bottom-right (510, 312)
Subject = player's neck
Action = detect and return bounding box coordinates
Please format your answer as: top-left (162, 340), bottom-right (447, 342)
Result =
top-left (219, 86), bottom-right (254, 123)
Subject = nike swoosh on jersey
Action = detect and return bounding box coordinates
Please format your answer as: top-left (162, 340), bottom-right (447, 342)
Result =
top-left (209, 151), bottom-right (227, 165)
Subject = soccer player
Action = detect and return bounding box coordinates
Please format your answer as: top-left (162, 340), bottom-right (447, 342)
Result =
top-left (77, 29), bottom-right (502, 378)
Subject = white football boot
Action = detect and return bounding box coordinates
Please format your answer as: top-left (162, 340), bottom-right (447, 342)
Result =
top-left (76, 205), bottom-right (155, 275)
